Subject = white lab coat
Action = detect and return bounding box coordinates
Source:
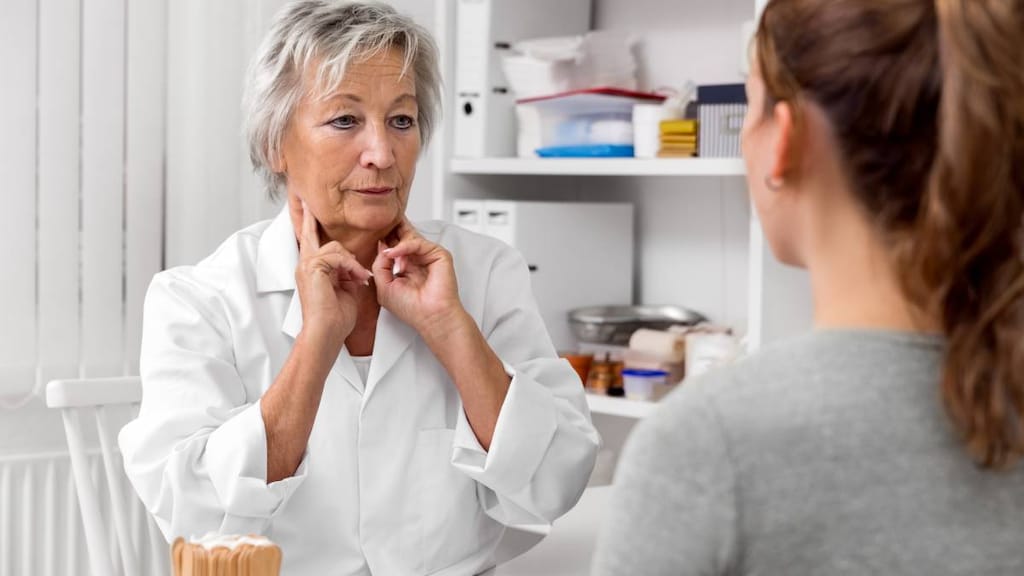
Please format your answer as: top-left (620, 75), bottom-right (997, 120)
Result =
top-left (119, 207), bottom-right (600, 576)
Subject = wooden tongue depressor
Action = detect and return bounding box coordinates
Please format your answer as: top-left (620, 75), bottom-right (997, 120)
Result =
top-left (172, 537), bottom-right (185, 576)
top-left (181, 539), bottom-right (194, 576)
top-left (197, 544), bottom-right (208, 576)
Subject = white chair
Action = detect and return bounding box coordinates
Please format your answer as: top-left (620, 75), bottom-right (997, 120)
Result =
top-left (46, 376), bottom-right (167, 576)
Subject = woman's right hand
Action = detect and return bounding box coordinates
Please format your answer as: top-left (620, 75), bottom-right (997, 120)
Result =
top-left (294, 200), bottom-right (372, 355)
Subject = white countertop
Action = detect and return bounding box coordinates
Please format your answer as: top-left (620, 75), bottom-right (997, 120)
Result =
top-left (487, 485), bottom-right (611, 576)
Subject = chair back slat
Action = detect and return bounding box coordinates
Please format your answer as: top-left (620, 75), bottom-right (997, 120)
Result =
top-left (95, 405), bottom-right (140, 576)
top-left (59, 408), bottom-right (117, 576)
top-left (47, 377), bottom-right (163, 576)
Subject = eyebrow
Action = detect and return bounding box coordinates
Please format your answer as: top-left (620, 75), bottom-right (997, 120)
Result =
top-left (392, 93), bottom-right (416, 105)
top-left (328, 93), bottom-right (417, 106)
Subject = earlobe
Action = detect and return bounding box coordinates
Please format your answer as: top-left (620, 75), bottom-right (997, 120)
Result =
top-left (268, 139), bottom-right (288, 174)
top-left (269, 146), bottom-right (287, 175)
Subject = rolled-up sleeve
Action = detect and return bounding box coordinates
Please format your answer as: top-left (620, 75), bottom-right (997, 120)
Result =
top-left (450, 245), bottom-right (600, 527)
top-left (118, 271), bottom-right (307, 541)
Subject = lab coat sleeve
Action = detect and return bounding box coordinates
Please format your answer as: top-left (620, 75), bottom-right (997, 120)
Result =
top-left (118, 271), bottom-right (308, 541)
top-left (450, 245), bottom-right (600, 527)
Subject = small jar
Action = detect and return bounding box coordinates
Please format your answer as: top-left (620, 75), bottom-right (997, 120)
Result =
top-left (622, 369), bottom-right (669, 401)
top-left (606, 358), bottom-right (626, 397)
top-left (586, 355), bottom-right (613, 395)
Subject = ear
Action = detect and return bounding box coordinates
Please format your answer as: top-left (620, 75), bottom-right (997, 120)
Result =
top-left (769, 101), bottom-right (796, 183)
top-left (269, 146), bottom-right (287, 175)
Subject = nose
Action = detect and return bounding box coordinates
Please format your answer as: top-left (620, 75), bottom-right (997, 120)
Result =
top-left (358, 121), bottom-right (395, 170)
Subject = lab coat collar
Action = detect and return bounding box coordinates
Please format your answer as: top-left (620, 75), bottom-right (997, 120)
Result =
top-left (256, 206), bottom-right (298, 294)
top-left (270, 205), bottom-right (418, 398)
top-left (281, 290), bottom-right (366, 395)
top-left (283, 295), bottom-right (418, 399)
top-left (363, 308), bottom-right (417, 402)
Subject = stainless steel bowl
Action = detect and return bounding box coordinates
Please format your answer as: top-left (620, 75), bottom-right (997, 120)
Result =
top-left (568, 305), bottom-right (707, 345)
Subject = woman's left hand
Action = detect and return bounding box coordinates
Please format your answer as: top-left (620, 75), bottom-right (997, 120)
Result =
top-left (372, 219), bottom-right (464, 339)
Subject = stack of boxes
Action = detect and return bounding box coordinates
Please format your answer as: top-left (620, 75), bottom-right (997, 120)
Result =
top-left (657, 119), bottom-right (699, 158)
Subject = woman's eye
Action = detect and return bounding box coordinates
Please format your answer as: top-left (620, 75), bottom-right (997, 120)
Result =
top-left (330, 115), bottom-right (357, 129)
top-left (391, 115), bottom-right (416, 130)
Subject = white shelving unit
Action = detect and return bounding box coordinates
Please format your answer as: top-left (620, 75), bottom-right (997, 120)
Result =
top-left (431, 0), bottom-right (811, 425)
top-left (424, 0), bottom-right (811, 493)
top-left (450, 157), bottom-right (746, 177)
top-left (430, 0), bottom-right (812, 349)
top-left (585, 393), bottom-right (656, 419)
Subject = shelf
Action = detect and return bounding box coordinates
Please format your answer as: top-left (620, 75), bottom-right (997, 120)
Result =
top-left (585, 393), bottom-right (657, 419)
top-left (450, 157), bottom-right (746, 177)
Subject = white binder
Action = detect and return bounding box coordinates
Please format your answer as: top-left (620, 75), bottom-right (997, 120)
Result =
top-left (454, 0), bottom-right (592, 158)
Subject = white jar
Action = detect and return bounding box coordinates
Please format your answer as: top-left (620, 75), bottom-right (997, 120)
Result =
top-left (631, 103), bottom-right (664, 158)
top-left (622, 369), bottom-right (668, 400)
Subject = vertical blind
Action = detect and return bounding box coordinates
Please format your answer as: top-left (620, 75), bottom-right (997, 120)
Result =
top-left (0, 0), bottom-right (166, 407)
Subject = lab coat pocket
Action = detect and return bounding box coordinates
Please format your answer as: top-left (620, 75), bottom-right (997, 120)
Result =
top-left (415, 428), bottom-right (484, 573)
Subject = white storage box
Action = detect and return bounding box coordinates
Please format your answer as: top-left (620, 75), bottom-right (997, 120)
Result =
top-left (515, 88), bottom-right (665, 157)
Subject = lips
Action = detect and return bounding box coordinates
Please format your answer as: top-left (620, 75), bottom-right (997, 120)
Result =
top-left (355, 187), bottom-right (394, 195)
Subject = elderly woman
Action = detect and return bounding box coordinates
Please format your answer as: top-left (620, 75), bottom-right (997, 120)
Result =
top-left (119, 2), bottom-right (599, 574)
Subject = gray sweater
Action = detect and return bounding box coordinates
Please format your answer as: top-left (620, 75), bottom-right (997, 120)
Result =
top-left (592, 330), bottom-right (1024, 575)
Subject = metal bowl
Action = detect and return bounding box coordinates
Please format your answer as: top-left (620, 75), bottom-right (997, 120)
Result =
top-left (568, 305), bottom-right (707, 345)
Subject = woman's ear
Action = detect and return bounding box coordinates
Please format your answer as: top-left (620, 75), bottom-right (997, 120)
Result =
top-left (269, 148), bottom-right (287, 175)
top-left (769, 101), bottom-right (796, 184)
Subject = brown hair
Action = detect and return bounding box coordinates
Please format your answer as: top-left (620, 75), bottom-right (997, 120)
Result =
top-left (756, 0), bottom-right (1024, 468)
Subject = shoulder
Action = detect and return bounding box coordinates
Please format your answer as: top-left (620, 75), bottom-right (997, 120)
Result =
top-left (415, 220), bottom-right (526, 277)
top-left (148, 219), bottom-right (273, 313)
top-left (659, 335), bottom-right (816, 425)
top-left (650, 332), bottom-right (886, 471)
top-left (416, 220), bottom-right (514, 257)
top-left (686, 331), bottom-right (929, 424)
top-left (634, 335), bottom-right (823, 453)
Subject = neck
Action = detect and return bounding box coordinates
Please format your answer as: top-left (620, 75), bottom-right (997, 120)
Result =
top-left (326, 227), bottom-right (392, 270)
top-left (804, 198), bottom-right (938, 334)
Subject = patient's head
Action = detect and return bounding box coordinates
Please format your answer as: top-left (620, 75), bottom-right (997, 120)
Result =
top-left (742, 0), bottom-right (1024, 468)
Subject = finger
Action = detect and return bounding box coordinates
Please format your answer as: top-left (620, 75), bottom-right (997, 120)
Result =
top-left (381, 236), bottom-right (434, 260)
top-left (318, 241), bottom-right (372, 277)
top-left (372, 240), bottom-right (395, 284)
top-left (300, 201), bottom-right (320, 256)
top-left (311, 252), bottom-right (372, 285)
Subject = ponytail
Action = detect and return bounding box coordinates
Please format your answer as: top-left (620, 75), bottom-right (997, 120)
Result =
top-left (916, 0), bottom-right (1024, 468)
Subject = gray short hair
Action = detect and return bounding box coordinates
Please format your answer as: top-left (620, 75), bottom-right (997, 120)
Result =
top-left (244, 1), bottom-right (442, 198)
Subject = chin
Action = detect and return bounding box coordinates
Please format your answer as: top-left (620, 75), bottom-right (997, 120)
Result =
top-left (348, 204), bottom-right (402, 233)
